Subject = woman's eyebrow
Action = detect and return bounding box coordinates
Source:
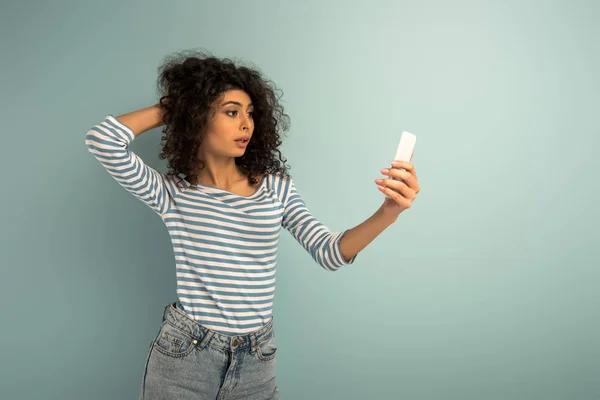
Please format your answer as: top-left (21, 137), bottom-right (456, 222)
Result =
top-left (221, 101), bottom-right (253, 107)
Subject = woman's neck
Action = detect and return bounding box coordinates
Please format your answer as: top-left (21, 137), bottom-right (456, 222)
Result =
top-left (195, 161), bottom-right (246, 189)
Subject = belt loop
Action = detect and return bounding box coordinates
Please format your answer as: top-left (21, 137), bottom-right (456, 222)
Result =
top-left (161, 302), bottom-right (171, 322)
top-left (198, 330), bottom-right (215, 350)
top-left (250, 332), bottom-right (258, 352)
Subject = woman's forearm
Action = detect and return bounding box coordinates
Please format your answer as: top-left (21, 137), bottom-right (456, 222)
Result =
top-left (338, 205), bottom-right (397, 262)
top-left (116, 104), bottom-right (165, 137)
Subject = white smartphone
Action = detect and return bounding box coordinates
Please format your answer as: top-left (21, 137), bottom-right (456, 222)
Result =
top-left (383, 131), bottom-right (416, 198)
top-left (394, 131), bottom-right (416, 163)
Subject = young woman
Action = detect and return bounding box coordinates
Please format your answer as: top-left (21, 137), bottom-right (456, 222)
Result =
top-left (85, 51), bottom-right (420, 400)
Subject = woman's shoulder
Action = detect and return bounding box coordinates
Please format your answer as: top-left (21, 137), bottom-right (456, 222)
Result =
top-left (262, 171), bottom-right (293, 185)
top-left (262, 172), bottom-right (296, 200)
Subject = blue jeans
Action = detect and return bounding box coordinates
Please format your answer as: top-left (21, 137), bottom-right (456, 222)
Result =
top-left (139, 301), bottom-right (280, 399)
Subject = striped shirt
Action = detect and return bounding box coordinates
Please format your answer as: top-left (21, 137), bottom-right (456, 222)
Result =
top-left (85, 115), bottom-right (356, 335)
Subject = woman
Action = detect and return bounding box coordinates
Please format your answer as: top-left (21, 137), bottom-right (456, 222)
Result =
top-left (85, 51), bottom-right (420, 400)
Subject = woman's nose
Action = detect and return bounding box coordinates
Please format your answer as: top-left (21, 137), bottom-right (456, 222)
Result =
top-left (241, 116), bottom-right (251, 130)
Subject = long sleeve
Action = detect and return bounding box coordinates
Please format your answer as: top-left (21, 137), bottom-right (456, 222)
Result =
top-left (280, 177), bottom-right (356, 271)
top-left (84, 115), bottom-right (174, 216)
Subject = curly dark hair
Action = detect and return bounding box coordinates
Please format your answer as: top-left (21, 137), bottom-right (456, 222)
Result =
top-left (155, 50), bottom-right (291, 186)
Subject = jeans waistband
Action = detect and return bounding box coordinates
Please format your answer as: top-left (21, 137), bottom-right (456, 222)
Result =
top-left (160, 301), bottom-right (275, 353)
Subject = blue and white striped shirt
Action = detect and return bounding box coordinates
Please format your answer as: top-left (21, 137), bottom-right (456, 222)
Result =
top-left (85, 115), bottom-right (356, 335)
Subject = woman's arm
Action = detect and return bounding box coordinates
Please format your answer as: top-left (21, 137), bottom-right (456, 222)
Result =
top-left (84, 105), bottom-right (174, 216)
top-left (338, 205), bottom-right (397, 262)
top-left (340, 160), bottom-right (421, 261)
top-left (115, 104), bottom-right (165, 137)
top-left (280, 176), bottom-right (357, 271)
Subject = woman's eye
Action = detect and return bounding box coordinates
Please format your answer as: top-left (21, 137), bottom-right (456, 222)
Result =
top-left (226, 110), bottom-right (253, 118)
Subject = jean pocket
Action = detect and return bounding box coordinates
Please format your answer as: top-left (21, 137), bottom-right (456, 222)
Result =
top-left (255, 333), bottom-right (278, 361)
top-left (153, 322), bottom-right (197, 358)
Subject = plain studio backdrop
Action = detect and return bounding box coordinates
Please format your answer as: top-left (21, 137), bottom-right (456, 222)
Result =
top-left (1, 1), bottom-right (598, 399)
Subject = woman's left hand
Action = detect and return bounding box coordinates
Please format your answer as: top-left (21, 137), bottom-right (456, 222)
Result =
top-left (375, 159), bottom-right (420, 218)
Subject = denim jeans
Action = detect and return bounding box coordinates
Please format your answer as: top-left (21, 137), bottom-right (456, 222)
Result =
top-left (139, 301), bottom-right (280, 399)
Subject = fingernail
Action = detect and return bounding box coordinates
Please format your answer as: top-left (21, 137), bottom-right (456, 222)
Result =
top-left (381, 168), bottom-right (389, 173)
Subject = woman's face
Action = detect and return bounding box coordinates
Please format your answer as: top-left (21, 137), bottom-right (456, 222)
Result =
top-left (200, 89), bottom-right (255, 158)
